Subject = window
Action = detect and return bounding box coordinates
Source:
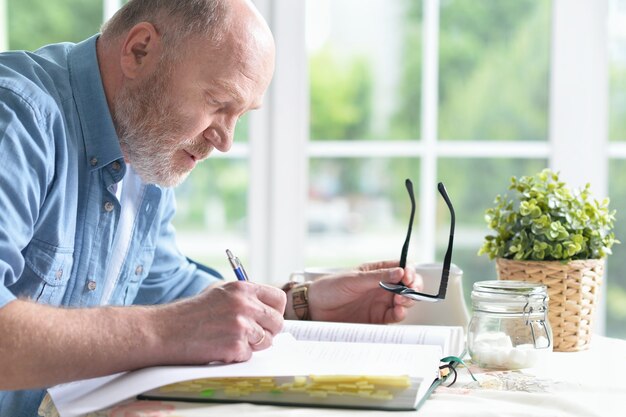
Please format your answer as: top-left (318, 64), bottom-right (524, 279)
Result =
top-left (303, 0), bottom-right (551, 300)
top-left (5, 0), bottom-right (102, 50)
top-left (173, 120), bottom-right (250, 268)
top-left (2, 0), bottom-right (620, 339)
top-left (269, 0), bottom-right (616, 338)
top-left (608, 0), bottom-right (626, 339)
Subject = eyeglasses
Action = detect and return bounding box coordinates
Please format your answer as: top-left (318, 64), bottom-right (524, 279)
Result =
top-left (379, 179), bottom-right (455, 302)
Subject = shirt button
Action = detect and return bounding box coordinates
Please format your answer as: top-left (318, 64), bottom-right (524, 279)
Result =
top-left (87, 280), bottom-right (97, 291)
top-left (90, 157), bottom-right (98, 166)
top-left (55, 269), bottom-right (63, 280)
top-left (135, 265), bottom-right (144, 275)
top-left (104, 201), bottom-right (114, 212)
top-left (112, 161), bottom-right (121, 171)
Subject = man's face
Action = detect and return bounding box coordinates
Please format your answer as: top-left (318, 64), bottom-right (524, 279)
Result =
top-left (114, 30), bottom-right (274, 187)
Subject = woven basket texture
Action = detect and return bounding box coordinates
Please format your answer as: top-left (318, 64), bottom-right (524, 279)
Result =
top-left (495, 258), bottom-right (604, 352)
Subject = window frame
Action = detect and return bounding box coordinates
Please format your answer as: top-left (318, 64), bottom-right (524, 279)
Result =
top-left (258, 0), bottom-right (610, 333)
top-left (2, 0), bottom-right (611, 333)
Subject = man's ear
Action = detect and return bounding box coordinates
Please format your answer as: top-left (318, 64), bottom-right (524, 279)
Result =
top-left (119, 22), bottom-right (163, 79)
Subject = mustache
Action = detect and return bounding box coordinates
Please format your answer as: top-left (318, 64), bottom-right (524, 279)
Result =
top-left (185, 139), bottom-right (213, 161)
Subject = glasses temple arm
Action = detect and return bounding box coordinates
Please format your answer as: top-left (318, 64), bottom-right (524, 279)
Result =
top-left (399, 179), bottom-right (416, 269)
top-left (437, 182), bottom-right (455, 299)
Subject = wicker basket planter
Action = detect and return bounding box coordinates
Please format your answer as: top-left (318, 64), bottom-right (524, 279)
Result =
top-left (495, 258), bottom-right (604, 352)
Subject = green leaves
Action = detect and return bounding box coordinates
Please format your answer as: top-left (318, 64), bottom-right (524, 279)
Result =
top-left (478, 169), bottom-right (619, 261)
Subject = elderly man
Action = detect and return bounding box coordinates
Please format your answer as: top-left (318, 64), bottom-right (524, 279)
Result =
top-left (0, 0), bottom-right (420, 415)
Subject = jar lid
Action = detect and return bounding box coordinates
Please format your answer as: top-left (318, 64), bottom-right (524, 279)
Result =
top-left (473, 280), bottom-right (547, 296)
top-left (471, 280), bottom-right (548, 311)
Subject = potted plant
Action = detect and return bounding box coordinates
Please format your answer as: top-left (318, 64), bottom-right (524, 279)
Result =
top-left (478, 169), bottom-right (618, 351)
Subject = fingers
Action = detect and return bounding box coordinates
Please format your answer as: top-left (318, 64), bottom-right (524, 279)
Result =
top-left (358, 260), bottom-right (399, 272)
top-left (338, 265), bottom-right (423, 301)
top-left (376, 297), bottom-right (410, 324)
top-left (388, 267), bottom-right (423, 309)
top-left (222, 283), bottom-right (284, 340)
top-left (393, 293), bottom-right (415, 308)
top-left (254, 283), bottom-right (287, 315)
top-left (211, 282), bottom-right (285, 352)
top-left (358, 266), bottom-right (404, 284)
top-left (244, 283), bottom-right (286, 350)
top-left (401, 266), bottom-right (424, 292)
top-left (241, 286), bottom-right (285, 351)
top-left (248, 326), bottom-right (269, 350)
top-left (357, 262), bottom-right (422, 287)
top-left (367, 265), bottom-right (421, 320)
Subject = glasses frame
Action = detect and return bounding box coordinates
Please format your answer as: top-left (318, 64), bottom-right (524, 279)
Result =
top-left (379, 179), bottom-right (455, 302)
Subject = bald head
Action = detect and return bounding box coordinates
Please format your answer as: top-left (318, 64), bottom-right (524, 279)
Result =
top-left (100, 0), bottom-right (274, 63)
top-left (98, 0), bottom-right (275, 187)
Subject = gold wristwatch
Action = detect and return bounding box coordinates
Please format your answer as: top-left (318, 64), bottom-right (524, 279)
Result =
top-left (282, 281), bottom-right (311, 320)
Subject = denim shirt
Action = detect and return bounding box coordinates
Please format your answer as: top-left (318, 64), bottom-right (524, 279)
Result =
top-left (0, 35), bottom-right (220, 416)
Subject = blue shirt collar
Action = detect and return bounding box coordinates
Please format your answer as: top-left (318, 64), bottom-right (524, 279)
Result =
top-left (68, 34), bottom-right (124, 173)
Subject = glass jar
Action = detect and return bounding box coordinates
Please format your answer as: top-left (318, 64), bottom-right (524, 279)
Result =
top-left (467, 280), bottom-right (553, 369)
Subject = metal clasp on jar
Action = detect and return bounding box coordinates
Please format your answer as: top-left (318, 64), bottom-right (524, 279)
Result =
top-left (522, 294), bottom-right (552, 349)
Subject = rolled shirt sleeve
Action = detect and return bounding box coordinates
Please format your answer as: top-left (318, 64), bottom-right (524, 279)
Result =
top-left (0, 86), bottom-right (54, 309)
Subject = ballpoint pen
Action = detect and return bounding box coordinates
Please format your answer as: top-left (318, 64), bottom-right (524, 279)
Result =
top-left (226, 249), bottom-right (249, 281)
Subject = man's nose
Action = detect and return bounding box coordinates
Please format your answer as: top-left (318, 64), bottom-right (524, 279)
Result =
top-left (204, 116), bottom-right (236, 152)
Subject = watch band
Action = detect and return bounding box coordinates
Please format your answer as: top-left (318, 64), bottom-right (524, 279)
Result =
top-left (291, 283), bottom-right (311, 320)
top-left (281, 281), bottom-right (311, 320)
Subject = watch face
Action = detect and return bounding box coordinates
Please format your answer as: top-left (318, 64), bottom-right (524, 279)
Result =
top-left (293, 287), bottom-right (308, 306)
top-left (293, 285), bottom-right (310, 320)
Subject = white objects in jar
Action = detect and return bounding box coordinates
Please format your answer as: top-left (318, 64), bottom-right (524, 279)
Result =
top-left (470, 331), bottom-right (549, 369)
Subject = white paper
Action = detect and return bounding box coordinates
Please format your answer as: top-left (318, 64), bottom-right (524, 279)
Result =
top-left (282, 320), bottom-right (464, 356)
top-left (49, 333), bottom-right (442, 417)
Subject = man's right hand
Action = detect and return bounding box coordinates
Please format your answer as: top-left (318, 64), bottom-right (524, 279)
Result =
top-left (0, 282), bottom-right (285, 391)
top-left (155, 281), bottom-right (286, 364)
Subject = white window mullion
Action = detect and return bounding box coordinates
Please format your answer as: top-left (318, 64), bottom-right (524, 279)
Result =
top-left (549, 0), bottom-right (609, 192)
top-left (419, 0), bottom-right (440, 262)
top-left (549, 0), bottom-right (609, 334)
top-left (248, 108), bottom-right (270, 283)
top-left (248, 0), bottom-right (272, 283)
top-left (103, 0), bottom-right (122, 20)
top-left (0, 0), bottom-right (7, 51)
top-left (307, 140), bottom-right (550, 159)
top-left (609, 142), bottom-right (626, 158)
top-left (263, 0), bottom-right (308, 283)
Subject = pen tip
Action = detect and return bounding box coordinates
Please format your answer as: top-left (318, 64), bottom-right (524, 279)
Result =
top-left (226, 249), bottom-right (233, 258)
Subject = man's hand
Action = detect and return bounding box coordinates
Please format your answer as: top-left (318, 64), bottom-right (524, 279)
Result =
top-left (0, 281), bottom-right (286, 390)
top-left (305, 260), bottom-right (423, 324)
top-left (156, 281), bottom-right (286, 365)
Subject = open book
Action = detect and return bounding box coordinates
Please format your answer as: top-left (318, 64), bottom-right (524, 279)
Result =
top-left (49, 322), bottom-right (464, 417)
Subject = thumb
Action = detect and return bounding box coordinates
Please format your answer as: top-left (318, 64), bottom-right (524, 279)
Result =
top-left (357, 267), bottom-right (404, 288)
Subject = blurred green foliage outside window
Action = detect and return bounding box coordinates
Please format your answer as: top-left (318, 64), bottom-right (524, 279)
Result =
top-left (5, 0), bottom-right (624, 338)
top-left (8, 0), bottom-right (102, 50)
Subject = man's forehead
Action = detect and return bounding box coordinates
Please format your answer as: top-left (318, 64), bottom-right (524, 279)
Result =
top-left (207, 79), bottom-right (263, 109)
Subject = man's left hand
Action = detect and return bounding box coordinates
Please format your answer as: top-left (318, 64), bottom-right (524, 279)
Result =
top-left (306, 260), bottom-right (423, 324)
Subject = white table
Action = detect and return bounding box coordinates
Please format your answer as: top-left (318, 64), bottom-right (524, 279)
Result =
top-left (39, 335), bottom-right (625, 417)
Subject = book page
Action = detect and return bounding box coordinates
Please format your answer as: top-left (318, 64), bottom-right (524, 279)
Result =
top-left (293, 339), bottom-right (441, 377)
top-left (49, 333), bottom-right (442, 417)
top-left (283, 320), bottom-right (464, 356)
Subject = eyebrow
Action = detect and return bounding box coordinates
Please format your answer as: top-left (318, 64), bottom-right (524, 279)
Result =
top-left (208, 81), bottom-right (263, 111)
top-left (211, 81), bottom-right (247, 106)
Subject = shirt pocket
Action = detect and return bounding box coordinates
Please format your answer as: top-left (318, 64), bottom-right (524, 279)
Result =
top-left (23, 240), bottom-right (74, 306)
top-left (128, 247), bottom-right (155, 284)
top-left (124, 247), bottom-right (156, 305)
